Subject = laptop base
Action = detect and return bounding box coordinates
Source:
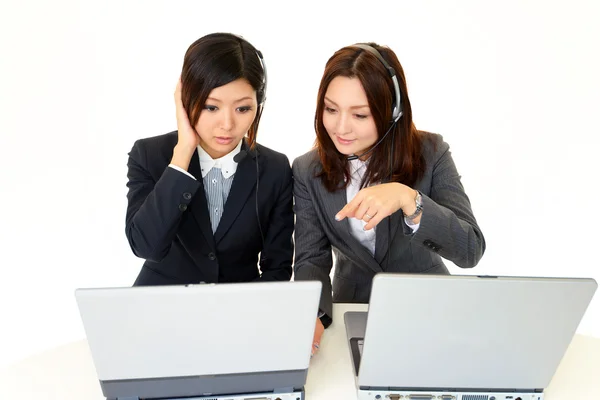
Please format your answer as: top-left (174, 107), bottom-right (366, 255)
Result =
top-left (344, 311), bottom-right (546, 400)
top-left (100, 369), bottom-right (306, 400)
top-left (108, 389), bottom-right (304, 400)
top-left (356, 389), bottom-right (542, 400)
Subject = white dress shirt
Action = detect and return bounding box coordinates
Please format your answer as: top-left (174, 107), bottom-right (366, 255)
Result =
top-left (346, 158), bottom-right (419, 256)
top-left (168, 139), bottom-right (243, 180)
top-left (168, 141), bottom-right (243, 232)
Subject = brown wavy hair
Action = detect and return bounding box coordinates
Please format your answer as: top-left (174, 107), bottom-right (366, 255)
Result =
top-left (314, 43), bottom-right (428, 191)
top-left (180, 33), bottom-right (266, 149)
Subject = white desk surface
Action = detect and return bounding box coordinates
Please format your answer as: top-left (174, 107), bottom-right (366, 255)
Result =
top-left (1, 303), bottom-right (599, 400)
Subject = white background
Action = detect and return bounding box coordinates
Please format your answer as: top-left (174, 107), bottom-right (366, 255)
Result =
top-left (0, 0), bottom-right (599, 368)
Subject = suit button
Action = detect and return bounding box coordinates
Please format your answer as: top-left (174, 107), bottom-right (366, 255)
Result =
top-left (179, 204), bottom-right (187, 211)
top-left (208, 252), bottom-right (216, 261)
top-left (183, 192), bottom-right (192, 200)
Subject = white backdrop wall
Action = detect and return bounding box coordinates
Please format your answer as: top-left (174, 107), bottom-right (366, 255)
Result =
top-left (1, 0), bottom-right (599, 368)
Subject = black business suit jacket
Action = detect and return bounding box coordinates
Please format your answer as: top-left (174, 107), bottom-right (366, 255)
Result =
top-left (125, 131), bottom-right (294, 285)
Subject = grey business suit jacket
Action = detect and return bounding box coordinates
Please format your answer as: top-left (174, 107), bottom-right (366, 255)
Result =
top-left (292, 132), bottom-right (485, 323)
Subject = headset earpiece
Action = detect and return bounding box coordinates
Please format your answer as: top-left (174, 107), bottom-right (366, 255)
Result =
top-left (353, 44), bottom-right (402, 123)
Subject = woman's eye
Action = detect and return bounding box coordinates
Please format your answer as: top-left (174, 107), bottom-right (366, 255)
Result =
top-left (204, 105), bottom-right (218, 112)
top-left (237, 106), bottom-right (252, 113)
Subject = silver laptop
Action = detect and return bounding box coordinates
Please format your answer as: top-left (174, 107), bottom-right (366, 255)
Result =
top-left (75, 280), bottom-right (322, 400)
top-left (344, 273), bottom-right (597, 400)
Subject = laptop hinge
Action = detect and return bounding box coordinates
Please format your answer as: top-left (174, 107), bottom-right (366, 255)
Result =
top-left (115, 397), bottom-right (139, 400)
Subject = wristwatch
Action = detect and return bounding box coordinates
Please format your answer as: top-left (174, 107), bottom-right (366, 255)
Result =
top-left (404, 190), bottom-right (423, 221)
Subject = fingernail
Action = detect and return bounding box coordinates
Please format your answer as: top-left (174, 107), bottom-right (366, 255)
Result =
top-left (335, 214), bottom-right (341, 221)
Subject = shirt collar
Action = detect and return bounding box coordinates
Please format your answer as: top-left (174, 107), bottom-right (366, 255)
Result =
top-left (197, 139), bottom-right (243, 179)
top-left (349, 158), bottom-right (368, 180)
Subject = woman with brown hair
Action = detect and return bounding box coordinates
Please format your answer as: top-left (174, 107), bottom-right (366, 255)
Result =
top-left (292, 42), bottom-right (486, 352)
top-left (125, 33), bottom-right (294, 286)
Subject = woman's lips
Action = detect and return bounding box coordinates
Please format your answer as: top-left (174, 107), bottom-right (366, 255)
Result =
top-left (215, 137), bottom-right (234, 145)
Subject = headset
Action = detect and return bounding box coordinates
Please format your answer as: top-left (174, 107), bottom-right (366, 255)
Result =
top-left (232, 33), bottom-right (267, 111)
top-left (255, 49), bottom-right (267, 112)
top-left (346, 44), bottom-right (403, 271)
top-left (346, 44), bottom-right (403, 161)
top-left (231, 35), bottom-right (267, 257)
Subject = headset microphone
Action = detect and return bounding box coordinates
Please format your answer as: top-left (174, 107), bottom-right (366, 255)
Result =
top-left (233, 147), bottom-right (265, 255)
top-left (233, 150), bottom-right (248, 163)
top-left (346, 120), bottom-right (398, 161)
top-left (346, 44), bottom-right (403, 162)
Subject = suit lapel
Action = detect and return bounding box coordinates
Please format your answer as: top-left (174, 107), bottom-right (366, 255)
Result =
top-left (374, 216), bottom-right (389, 264)
top-left (321, 184), bottom-right (384, 274)
top-left (329, 185), bottom-right (351, 237)
top-left (213, 141), bottom-right (258, 245)
top-left (374, 210), bottom-right (402, 265)
top-left (187, 150), bottom-right (216, 251)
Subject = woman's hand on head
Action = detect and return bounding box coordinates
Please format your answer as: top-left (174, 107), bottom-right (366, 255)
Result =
top-left (174, 78), bottom-right (201, 152)
top-left (335, 183), bottom-right (417, 230)
top-left (170, 78), bottom-right (200, 171)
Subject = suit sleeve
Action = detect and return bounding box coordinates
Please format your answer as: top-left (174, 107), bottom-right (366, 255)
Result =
top-left (292, 159), bottom-right (334, 328)
top-left (125, 140), bottom-right (201, 262)
top-left (257, 156), bottom-right (294, 282)
top-left (406, 140), bottom-right (486, 268)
